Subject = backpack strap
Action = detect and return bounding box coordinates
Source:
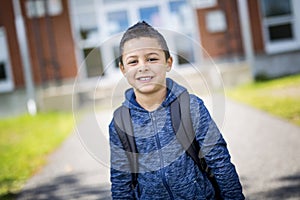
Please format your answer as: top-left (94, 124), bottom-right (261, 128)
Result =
top-left (171, 91), bottom-right (198, 158)
top-left (171, 91), bottom-right (207, 173)
top-left (171, 91), bottom-right (222, 199)
top-left (113, 106), bottom-right (138, 189)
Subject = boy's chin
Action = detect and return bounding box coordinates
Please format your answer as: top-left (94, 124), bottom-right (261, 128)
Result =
top-left (135, 84), bottom-right (162, 94)
top-left (136, 87), bottom-right (156, 94)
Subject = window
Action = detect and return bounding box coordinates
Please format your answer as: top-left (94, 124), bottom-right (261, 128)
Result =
top-left (0, 62), bottom-right (7, 81)
top-left (189, 0), bottom-right (216, 8)
top-left (261, 0), bottom-right (292, 17)
top-left (71, 0), bottom-right (100, 42)
top-left (139, 6), bottom-right (161, 27)
top-left (78, 12), bottom-right (99, 41)
top-left (107, 10), bottom-right (129, 35)
top-left (0, 27), bottom-right (14, 92)
top-left (175, 34), bottom-right (195, 64)
top-left (168, 0), bottom-right (195, 64)
top-left (70, 0), bottom-right (200, 79)
top-left (71, 0), bottom-right (106, 77)
top-left (103, 0), bottom-right (123, 3)
top-left (113, 45), bottom-right (120, 68)
top-left (169, 0), bottom-right (189, 29)
top-left (260, 0), bottom-right (299, 53)
top-left (25, 0), bottom-right (63, 18)
top-left (268, 24), bottom-right (293, 41)
top-left (83, 47), bottom-right (104, 77)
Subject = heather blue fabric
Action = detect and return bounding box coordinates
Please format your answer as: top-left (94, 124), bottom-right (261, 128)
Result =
top-left (109, 78), bottom-right (244, 200)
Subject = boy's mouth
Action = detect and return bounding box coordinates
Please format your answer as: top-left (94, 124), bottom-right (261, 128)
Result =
top-left (137, 76), bottom-right (153, 82)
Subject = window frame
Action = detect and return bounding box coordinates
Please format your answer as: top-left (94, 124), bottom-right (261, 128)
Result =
top-left (260, 0), bottom-right (300, 54)
top-left (0, 27), bottom-right (14, 93)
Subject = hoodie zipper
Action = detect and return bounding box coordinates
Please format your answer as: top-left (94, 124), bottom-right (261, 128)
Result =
top-left (150, 112), bottom-right (174, 199)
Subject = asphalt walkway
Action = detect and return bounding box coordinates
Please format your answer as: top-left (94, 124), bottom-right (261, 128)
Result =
top-left (17, 100), bottom-right (300, 200)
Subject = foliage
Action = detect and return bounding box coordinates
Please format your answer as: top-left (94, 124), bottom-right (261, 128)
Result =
top-left (227, 74), bottom-right (300, 126)
top-left (0, 112), bottom-right (74, 199)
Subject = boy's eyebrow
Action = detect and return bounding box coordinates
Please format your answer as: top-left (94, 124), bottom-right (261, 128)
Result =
top-left (145, 52), bottom-right (160, 57)
top-left (125, 55), bottom-right (138, 62)
top-left (124, 51), bottom-right (161, 61)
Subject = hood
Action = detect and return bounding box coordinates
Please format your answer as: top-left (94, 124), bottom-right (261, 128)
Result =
top-left (122, 78), bottom-right (187, 112)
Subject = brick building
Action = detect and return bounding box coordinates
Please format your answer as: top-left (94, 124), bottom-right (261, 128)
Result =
top-left (1, 0), bottom-right (300, 114)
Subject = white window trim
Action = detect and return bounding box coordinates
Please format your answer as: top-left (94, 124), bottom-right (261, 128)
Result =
top-left (0, 27), bottom-right (14, 93)
top-left (261, 0), bottom-right (300, 54)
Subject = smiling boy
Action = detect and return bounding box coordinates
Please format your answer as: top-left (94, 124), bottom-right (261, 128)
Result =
top-left (109, 21), bottom-right (244, 199)
top-left (120, 36), bottom-right (172, 111)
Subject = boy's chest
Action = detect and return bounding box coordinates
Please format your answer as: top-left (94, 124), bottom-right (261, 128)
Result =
top-left (132, 114), bottom-right (176, 151)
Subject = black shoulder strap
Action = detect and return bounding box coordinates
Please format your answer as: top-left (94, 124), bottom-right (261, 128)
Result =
top-left (113, 106), bottom-right (138, 189)
top-left (171, 91), bottom-right (222, 199)
top-left (171, 91), bottom-right (199, 159)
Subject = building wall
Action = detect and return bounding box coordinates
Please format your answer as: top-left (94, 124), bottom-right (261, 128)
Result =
top-left (254, 51), bottom-right (300, 79)
top-left (0, 0), bottom-right (78, 88)
top-left (0, 0), bottom-right (25, 88)
top-left (196, 0), bottom-right (244, 59)
top-left (20, 0), bottom-right (77, 85)
top-left (248, 0), bottom-right (264, 54)
top-left (247, 0), bottom-right (300, 79)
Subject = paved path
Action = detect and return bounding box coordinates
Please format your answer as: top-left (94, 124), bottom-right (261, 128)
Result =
top-left (17, 108), bottom-right (113, 200)
top-left (223, 100), bottom-right (300, 200)
top-left (17, 100), bottom-right (300, 200)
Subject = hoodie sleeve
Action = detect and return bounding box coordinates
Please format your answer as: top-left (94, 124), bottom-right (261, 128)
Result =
top-left (190, 95), bottom-right (245, 200)
top-left (109, 120), bottom-right (136, 199)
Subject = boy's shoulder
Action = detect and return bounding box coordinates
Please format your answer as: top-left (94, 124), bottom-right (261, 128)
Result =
top-left (188, 93), bottom-right (204, 105)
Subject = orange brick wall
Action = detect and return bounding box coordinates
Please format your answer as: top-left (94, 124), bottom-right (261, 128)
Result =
top-left (248, 0), bottom-right (264, 54)
top-left (196, 0), bottom-right (244, 59)
top-left (20, 0), bottom-right (77, 85)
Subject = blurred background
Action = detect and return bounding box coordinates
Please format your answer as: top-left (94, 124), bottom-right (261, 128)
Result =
top-left (0, 0), bottom-right (299, 199)
top-left (1, 0), bottom-right (300, 116)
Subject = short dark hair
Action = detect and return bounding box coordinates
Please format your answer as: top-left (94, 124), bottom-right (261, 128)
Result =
top-left (119, 21), bottom-right (170, 65)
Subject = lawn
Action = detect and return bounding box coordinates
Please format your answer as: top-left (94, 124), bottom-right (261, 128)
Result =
top-left (227, 74), bottom-right (300, 126)
top-left (0, 112), bottom-right (74, 199)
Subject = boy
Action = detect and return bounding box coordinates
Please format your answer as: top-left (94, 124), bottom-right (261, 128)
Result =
top-left (109, 21), bottom-right (244, 199)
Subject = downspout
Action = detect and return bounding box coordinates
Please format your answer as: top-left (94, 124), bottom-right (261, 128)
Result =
top-left (13, 0), bottom-right (37, 115)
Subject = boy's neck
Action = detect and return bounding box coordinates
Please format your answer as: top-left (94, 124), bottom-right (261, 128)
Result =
top-left (135, 88), bottom-right (167, 112)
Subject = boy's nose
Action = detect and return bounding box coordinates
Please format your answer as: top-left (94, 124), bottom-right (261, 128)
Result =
top-left (138, 64), bottom-right (149, 72)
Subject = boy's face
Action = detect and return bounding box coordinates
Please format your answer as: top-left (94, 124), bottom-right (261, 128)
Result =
top-left (119, 37), bottom-right (173, 95)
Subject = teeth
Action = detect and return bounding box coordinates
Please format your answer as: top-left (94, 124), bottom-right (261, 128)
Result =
top-left (139, 77), bottom-right (151, 81)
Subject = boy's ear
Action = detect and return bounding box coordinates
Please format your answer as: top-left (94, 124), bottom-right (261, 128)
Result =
top-left (119, 62), bottom-right (126, 75)
top-left (166, 56), bottom-right (173, 72)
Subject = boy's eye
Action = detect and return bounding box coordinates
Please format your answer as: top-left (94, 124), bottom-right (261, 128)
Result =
top-left (147, 58), bottom-right (158, 62)
top-left (127, 60), bottom-right (138, 65)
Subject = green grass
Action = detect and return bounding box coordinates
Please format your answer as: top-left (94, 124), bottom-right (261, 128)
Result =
top-left (227, 74), bottom-right (300, 126)
top-left (0, 112), bottom-right (74, 199)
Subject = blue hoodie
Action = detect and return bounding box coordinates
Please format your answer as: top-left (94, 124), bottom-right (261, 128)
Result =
top-left (109, 78), bottom-right (244, 199)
